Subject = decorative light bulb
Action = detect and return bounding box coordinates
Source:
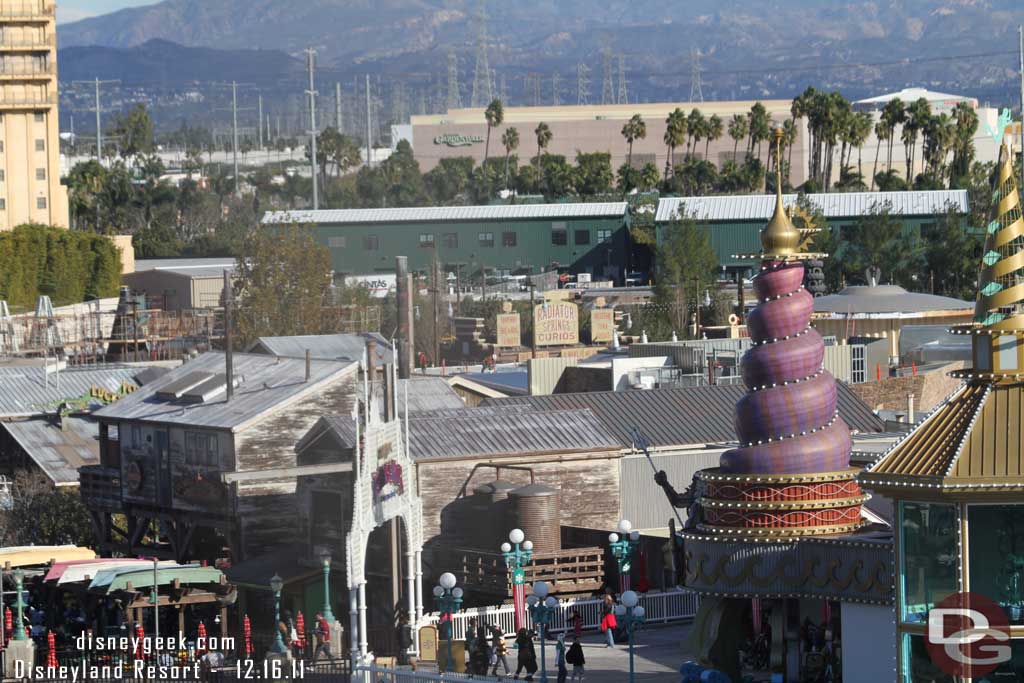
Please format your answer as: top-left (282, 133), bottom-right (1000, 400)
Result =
top-left (439, 572), bottom-right (457, 590)
top-left (609, 533), bottom-right (619, 544)
top-left (522, 540), bottom-right (533, 551)
top-left (509, 529), bottom-right (525, 545)
top-left (621, 590), bottom-right (639, 608)
top-left (500, 543), bottom-right (512, 553)
top-left (533, 581), bottom-right (550, 599)
top-left (452, 587), bottom-right (464, 599)
top-left (618, 520), bottom-right (633, 534)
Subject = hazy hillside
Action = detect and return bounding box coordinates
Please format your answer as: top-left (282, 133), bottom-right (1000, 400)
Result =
top-left (57, 0), bottom-right (1024, 107)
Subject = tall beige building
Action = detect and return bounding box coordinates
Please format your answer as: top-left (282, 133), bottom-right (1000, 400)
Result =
top-left (0, 0), bottom-right (68, 230)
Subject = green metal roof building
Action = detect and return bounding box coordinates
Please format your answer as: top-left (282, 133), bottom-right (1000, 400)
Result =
top-left (262, 203), bottom-right (631, 278)
top-left (655, 190), bottom-right (969, 272)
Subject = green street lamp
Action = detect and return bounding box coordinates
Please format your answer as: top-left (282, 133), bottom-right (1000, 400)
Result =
top-left (526, 581), bottom-right (558, 683)
top-left (319, 550), bottom-right (335, 623)
top-left (501, 528), bottom-right (534, 631)
top-left (615, 590), bottom-right (646, 683)
top-left (269, 573), bottom-right (287, 655)
top-left (12, 568), bottom-right (25, 641)
top-left (432, 572), bottom-right (463, 673)
top-left (609, 519), bottom-right (640, 592)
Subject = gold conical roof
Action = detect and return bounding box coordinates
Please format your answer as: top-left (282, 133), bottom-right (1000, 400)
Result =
top-left (759, 128), bottom-right (802, 258)
top-left (974, 142), bottom-right (1024, 331)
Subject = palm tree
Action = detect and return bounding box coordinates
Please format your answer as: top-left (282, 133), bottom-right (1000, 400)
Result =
top-left (687, 109), bottom-right (705, 157)
top-left (880, 98), bottom-right (905, 176)
top-left (871, 120), bottom-right (888, 191)
top-left (728, 114), bottom-right (748, 163)
top-left (639, 162), bottom-right (660, 191)
top-left (534, 122), bottom-right (552, 176)
top-left (950, 101), bottom-right (978, 183)
top-left (621, 113), bottom-right (647, 170)
top-left (783, 118), bottom-right (798, 181)
top-left (483, 98), bottom-right (504, 163)
top-left (663, 108), bottom-right (687, 178)
top-left (747, 102), bottom-right (771, 162)
top-left (704, 114), bottom-right (723, 166)
top-left (906, 98), bottom-right (932, 181)
top-left (850, 111), bottom-right (873, 183)
top-left (501, 126), bottom-right (520, 191)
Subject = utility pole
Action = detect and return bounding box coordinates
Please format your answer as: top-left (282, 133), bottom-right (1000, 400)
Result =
top-left (365, 75), bottom-right (373, 170)
top-left (336, 82), bottom-right (343, 132)
top-left (257, 93), bottom-right (264, 150)
top-left (71, 77), bottom-right (119, 161)
top-left (305, 48), bottom-right (319, 210)
top-left (213, 82), bottom-right (255, 197)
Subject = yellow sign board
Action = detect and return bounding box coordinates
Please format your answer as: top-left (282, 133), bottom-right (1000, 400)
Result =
top-left (419, 625), bottom-right (438, 663)
top-left (534, 302), bottom-right (579, 347)
top-left (591, 309), bottom-right (615, 343)
top-left (496, 313), bottom-right (521, 348)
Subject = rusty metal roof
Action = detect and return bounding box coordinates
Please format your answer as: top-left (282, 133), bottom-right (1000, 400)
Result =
top-left (863, 381), bottom-right (1024, 491)
top-left (1, 415), bottom-right (99, 485)
top-left (0, 366), bottom-right (147, 418)
top-left (483, 383), bottom-right (883, 448)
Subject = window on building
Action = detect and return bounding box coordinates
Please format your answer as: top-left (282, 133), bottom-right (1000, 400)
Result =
top-left (899, 501), bottom-right (958, 623)
top-left (969, 504), bottom-right (1024, 626)
top-left (502, 231), bottom-right (517, 247)
top-left (36, 196), bottom-right (46, 209)
top-left (551, 227), bottom-right (567, 246)
top-left (442, 233), bottom-right (458, 248)
top-left (33, 112), bottom-right (43, 123)
top-left (131, 426), bottom-right (142, 449)
top-left (419, 233), bottom-right (435, 248)
top-left (0, 141), bottom-right (5, 153)
top-left (0, 199), bottom-right (6, 210)
top-left (327, 236), bottom-right (347, 249)
top-left (184, 431), bottom-right (219, 466)
top-left (34, 139), bottom-right (44, 152)
top-left (35, 168), bottom-right (44, 180)
top-left (363, 235), bottom-right (379, 251)
top-left (0, 170), bottom-right (5, 182)
top-left (478, 232), bottom-right (494, 247)
top-left (597, 229), bottom-right (613, 243)
top-left (575, 229), bottom-right (591, 246)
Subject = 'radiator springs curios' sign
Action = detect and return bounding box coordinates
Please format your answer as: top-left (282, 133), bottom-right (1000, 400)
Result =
top-left (534, 302), bottom-right (579, 346)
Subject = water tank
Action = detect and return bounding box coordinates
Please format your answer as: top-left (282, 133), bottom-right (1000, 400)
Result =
top-left (510, 483), bottom-right (562, 553)
top-left (469, 480), bottom-right (518, 548)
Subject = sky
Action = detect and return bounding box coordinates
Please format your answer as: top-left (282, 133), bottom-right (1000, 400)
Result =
top-left (57, 0), bottom-right (162, 24)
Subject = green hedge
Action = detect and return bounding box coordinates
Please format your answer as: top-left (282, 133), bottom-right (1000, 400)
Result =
top-left (0, 224), bottom-right (122, 310)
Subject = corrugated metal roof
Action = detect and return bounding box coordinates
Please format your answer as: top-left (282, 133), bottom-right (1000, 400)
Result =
top-left (249, 333), bottom-right (393, 364)
top-left (656, 190), bottom-right (968, 222)
top-left (0, 366), bottom-right (147, 418)
top-left (135, 259), bottom-right (235, 272)
top-left (262, 202), bottom-right (629, 226)
top-left (398, 378), bottom-right (466, 413)
top-left (94, 352), bottom-right (357, 431)
top-left (2, 416), bottom-right (99, 485)
top-left (407, 408), bottom-right (620, 460)
top-left (482, 383), bottom-right (883, 448)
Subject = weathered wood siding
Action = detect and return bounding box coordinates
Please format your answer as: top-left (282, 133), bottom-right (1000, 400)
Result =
top-left (232, 372), bottom-right (356, 559)
top-left (417, 451), bottom-right (621, 548)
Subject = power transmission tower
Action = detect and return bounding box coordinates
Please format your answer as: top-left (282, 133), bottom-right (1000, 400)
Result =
top-left (393, 80), bottom-right (408, 124)
top-left (470, 0), bottom-right (492, 107)
top-left (447, 49), bottom-right (462, 110)
top-left (576, 63), bottom-right (590, 105)
top-left (257, 92), bottom-right (264, 149)
top-left (304, 48), bottom-right (320, 210)
top-left (524, 73), bottom-right (542, 107)
top-left (213, 81), bottom-right (256, 196)
top-left (499, 72), bottom-right (508, 103)
top-left (617, 54), bottom-right (628, 105)
top-left (551, 72), bottom-right (560, 106)
top-left (601, 49), bottom-right (614, 105)
top-left (336, 83), bottom-right (343, 131)
top-left (70, 77), bottom-right (119, 161)
top-left (690, 48), bottom-right (704, 103)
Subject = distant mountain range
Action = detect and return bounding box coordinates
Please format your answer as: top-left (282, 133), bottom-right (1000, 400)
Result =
top-left (56, 0), bottom-right (1024, 128)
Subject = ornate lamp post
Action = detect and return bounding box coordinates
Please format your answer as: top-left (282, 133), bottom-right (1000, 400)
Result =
top-left (432, 572), bottom-right (463, 673)
top-left (318, 550), bottom-right (335, 623)
top-left (526, 581), bottom-right (559, 683)
top-left (269, 573), bottom-right (287, 655)
top-left (501, 528), bottom-right (534, 631)
top-left (615, 590), bottom-right (646, 683)
top-left (12, 568), bottom-right (25, 641)
top-left (608, 519), bottom-right (640, 592)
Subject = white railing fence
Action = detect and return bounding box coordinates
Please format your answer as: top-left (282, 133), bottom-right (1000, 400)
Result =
top-left (354, 665), bottom-right (501, 682)
top-left (422, 588), bottom-right (698, 640)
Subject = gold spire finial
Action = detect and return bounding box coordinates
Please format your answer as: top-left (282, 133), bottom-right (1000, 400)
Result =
top-left (759, 126), bottom-right (802, 258)
top-left (973, 140), bottom-right (1024, 330)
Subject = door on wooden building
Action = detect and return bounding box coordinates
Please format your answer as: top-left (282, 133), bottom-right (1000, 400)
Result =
top-left (156, 429), bottom-right (172, 506)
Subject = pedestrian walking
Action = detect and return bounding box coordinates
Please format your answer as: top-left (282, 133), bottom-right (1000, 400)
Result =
top-left (566, 637), bottom-right (586, 681)
top-left (396, 613), bottom-right (416, 670)
top-left (514, 628), bottom-right (537, 681)
top-left (555, 633), bottom-right (568, 683)
top-left (600, 594), bottom-right (617, 648)
top-left (571, 610), bottom-right (583, 639)
top-left (311, 612), bottom-right (334, 663)
top-left (489, 626), bottom-right (511, 677)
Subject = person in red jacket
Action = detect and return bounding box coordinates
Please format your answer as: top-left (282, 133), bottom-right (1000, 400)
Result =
top-left (312, 612), bottom-right (333, 663)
